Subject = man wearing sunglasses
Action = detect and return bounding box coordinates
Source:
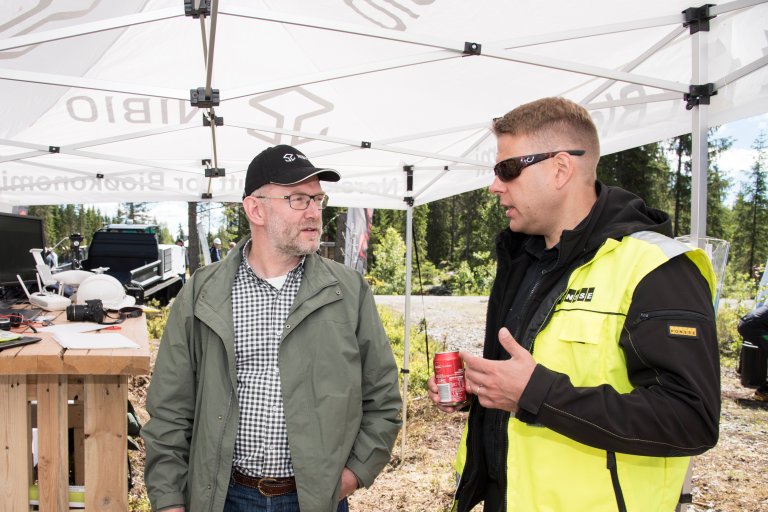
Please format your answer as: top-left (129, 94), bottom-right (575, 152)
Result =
top-left (429, 97), bottom-right (719, 511)
top-left (143, 145), bottom-right (402, 512)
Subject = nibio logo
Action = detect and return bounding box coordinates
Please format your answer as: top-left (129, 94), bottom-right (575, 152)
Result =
top-left (66, 96), bottom-right (199, 125)
top-left (248, 88), bottom-right (333, 147)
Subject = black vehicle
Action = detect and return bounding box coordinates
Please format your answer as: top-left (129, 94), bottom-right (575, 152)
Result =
top-left (82, 224), bottom-right (183, 305)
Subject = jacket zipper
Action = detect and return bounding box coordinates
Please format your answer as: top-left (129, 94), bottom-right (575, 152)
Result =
top-left (497, 265), bottom-right (550, 512)
top-left (606, 451), bottom-right (628, 512)
top-left (631, 309), bottom-right (709, 327)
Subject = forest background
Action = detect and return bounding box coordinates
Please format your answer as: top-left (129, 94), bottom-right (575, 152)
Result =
top-left (27, 129), bottom-right (768, 300)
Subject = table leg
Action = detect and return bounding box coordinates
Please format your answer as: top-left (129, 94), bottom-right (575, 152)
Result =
top-left (0, 375), bottom-right (30, 512)
top-left (38, 374), bottom-right (69, 511)
top-left (85, 375), bottom-right (128, 510)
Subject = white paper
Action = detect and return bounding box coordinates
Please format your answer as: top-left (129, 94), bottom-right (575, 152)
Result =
top-left (39, 322), bottom-right (105, 334)
top-left (53, 332), bottom-right (139, 350)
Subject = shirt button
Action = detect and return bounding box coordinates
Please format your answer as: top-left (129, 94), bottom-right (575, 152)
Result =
top-left (285, 324), bottom-right (291, 329)
top-left (336, 290), bottom-right (341, 295)
top-left (218, 415), bottom-right (223, 420)
top-left (207, 484), bottom-right (212, 490)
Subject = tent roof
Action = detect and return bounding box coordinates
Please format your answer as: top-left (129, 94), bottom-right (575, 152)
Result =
top-left (1, 0), bottom-right (766, 210)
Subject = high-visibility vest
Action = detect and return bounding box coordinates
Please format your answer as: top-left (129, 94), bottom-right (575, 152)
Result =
top-left (454, 231), bottom-right (716, 511)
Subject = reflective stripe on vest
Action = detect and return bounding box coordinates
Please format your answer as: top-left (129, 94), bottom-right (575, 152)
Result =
top-left (453, 232), bottom-right (716, 511)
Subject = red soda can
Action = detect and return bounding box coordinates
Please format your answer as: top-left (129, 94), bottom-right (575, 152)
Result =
top-left (434, 351), bottom-right (466, 405)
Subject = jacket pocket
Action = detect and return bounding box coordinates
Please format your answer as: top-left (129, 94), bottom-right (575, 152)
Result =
top-left (539, 309), bottom-right (624, 386)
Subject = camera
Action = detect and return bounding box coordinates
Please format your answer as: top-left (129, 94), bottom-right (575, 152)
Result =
top-left (66, 299), bottom-right (106, 323)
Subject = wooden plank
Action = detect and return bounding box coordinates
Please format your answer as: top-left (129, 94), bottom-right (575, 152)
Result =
top-left (62, 317), bottom-right (151, 376)
top-left (1, 317), bottom-right (150, 376)
top-left (0, 375), bottom-right (30, 512)
top-left (27, 376), bottom-right (84, 401)
top-left (71, 402), bottom-right (85, 486)
top-left (85, 375), bottom-right (128, 510)
top-left (37, 374), bottom-right (68, 512)
top-left (0, 336), bottom-right (64, 375)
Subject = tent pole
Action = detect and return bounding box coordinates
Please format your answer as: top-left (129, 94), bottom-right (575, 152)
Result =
top-left (690, 29), bottom-right (709, 246)
top-left (400, 171), bottom-right (414, 461)
top-left (678, 14), bottom-right (712, 512)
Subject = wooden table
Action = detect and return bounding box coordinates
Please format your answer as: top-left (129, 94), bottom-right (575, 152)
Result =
top-left (0, 312), bottom-right (150, 511)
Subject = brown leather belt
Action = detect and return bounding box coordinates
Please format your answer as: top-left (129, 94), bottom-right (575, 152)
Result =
top-left (232, 470), bottom-right (297, 497)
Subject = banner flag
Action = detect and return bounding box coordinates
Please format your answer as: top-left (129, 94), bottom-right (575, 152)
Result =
top-left (344, 208), bottom-right (373, 275)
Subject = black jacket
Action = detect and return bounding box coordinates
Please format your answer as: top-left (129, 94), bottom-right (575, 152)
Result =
top-left (455, 183), bottom-right (720, 511)
top-left (738, 304), bottom-right (768, 350)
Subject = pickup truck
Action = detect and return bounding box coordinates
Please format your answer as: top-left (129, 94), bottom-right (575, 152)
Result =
top-left (82, 224), bottom-right (184, 305)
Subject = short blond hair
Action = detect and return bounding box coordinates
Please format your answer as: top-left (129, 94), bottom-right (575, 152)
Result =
top-left (493, 97), bottom-right (600, 166)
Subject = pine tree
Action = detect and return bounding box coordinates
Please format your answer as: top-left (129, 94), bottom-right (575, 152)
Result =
top-left (729, 132), bottom-right (768, 274)
top-left (597, 143), bottom-right (670, 211)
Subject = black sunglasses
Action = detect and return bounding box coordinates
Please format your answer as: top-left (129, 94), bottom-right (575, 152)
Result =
top-left (493, 150), bottom-right (585, 182)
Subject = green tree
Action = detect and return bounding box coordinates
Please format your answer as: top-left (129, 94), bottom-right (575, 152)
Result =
top-left (666, 132), bottom-right (733, 237)
top-left (367, 226), bottom-right (407, 294)
top-left (119, 202), bottom-right (152, 224)
top-left (729, 132), bottom-right (768, 275)
top-left (597, 143), bottom-right (670, 210)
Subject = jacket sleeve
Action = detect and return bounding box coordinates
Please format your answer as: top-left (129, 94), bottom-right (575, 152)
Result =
top-left (140, 283), bottom-right (197, 510)
top-left (517, 255), bottom-right (720, 456)
top-left (738, 304), bottom-right (768, 349)
top-left (345, 285), bottom-right (403, 487)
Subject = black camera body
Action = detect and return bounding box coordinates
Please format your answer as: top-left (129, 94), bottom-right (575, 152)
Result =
top-left (66, 299), bottom-right (106, 323)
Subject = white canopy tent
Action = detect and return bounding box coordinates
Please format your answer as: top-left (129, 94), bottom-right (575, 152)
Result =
top-left (1, 0), bottom-right (767, 459)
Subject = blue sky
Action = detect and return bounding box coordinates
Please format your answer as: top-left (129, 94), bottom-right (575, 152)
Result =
top-left (98, 113), bottom-right (768, 237)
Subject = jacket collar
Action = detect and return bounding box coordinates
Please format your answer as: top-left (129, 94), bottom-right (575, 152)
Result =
top-left (194, 238), bottom-right (339, 341)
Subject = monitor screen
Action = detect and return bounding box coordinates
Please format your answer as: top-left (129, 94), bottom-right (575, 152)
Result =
top-left (0, 213), bottom-right (44, 286)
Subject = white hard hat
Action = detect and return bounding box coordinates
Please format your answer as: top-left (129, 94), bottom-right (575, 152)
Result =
top-left (213, 237), bottom-right (222, 245)
top-left (76, 274), bottom-right (136, 311)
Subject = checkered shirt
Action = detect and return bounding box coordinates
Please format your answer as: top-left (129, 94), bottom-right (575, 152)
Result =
top-left (231, 242), bottom-right (305, 478)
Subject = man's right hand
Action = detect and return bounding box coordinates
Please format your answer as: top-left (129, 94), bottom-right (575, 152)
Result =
top-left (161, 508), bottom-right (185, 512)
top-left (427, 375), bottom-right (463, 413)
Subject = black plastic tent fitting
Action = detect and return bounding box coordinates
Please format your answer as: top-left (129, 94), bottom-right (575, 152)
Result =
top-left (361, 141), bottom-right (371, 149)
top-left (201, 192), bottom-right (213, 199)
top-left (463, 41), bottom-right (482, 55)
top-left (184, 0), bottom-right (210, 18)
top-left (48, 146), bottom-right (60, 153)
top-left (682, 4), bottom-right (716, 34)
top-left (684, 83), bottom-right (717, 110)
top-left (190, 88), bottom-right (220, 108)
top-left (204, 168), bottom-right (225, 178)
top-left (203, 114), bottom-right (224, 126)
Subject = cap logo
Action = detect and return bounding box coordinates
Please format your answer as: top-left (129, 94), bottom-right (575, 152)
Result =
top-left (283, 153), bottom-right (296, 162)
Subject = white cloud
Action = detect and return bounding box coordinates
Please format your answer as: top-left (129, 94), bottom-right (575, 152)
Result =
top-left (717, 147), bottom-right (757, 175)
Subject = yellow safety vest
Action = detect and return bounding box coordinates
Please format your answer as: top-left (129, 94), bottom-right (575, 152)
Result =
top-left (454, 231), bottom-right (716, 512)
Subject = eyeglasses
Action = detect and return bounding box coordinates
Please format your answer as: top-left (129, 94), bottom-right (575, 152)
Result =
top-left (253, 193), bottom-right (330, 210)
top-left (493, 150), bottom-right (585, 182)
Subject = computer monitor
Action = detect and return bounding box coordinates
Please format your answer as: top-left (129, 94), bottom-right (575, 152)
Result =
top-left (0, 213), bottom-right (45, 286)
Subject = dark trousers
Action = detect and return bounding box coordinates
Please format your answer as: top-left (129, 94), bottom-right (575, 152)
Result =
top-left (224, 480), bottom-right (349, 512)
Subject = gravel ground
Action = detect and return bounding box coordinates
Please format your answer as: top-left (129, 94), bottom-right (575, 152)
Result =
top-left (374, 295), bottom-right (488, 355)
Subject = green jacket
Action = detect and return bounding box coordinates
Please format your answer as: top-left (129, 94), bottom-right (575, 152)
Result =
top-left (142, 243), bottom-right (402, 512)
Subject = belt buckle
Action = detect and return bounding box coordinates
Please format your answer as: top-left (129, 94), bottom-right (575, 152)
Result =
top-left (257, 477), bottom-right (281, 497)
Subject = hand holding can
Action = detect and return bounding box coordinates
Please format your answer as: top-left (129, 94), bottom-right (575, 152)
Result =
top-left (433, 351), bottom-right (467, 406)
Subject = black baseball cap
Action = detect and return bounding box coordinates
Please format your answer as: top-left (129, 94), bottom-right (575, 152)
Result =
top-left (243, 145), bottom-right (340, 198)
